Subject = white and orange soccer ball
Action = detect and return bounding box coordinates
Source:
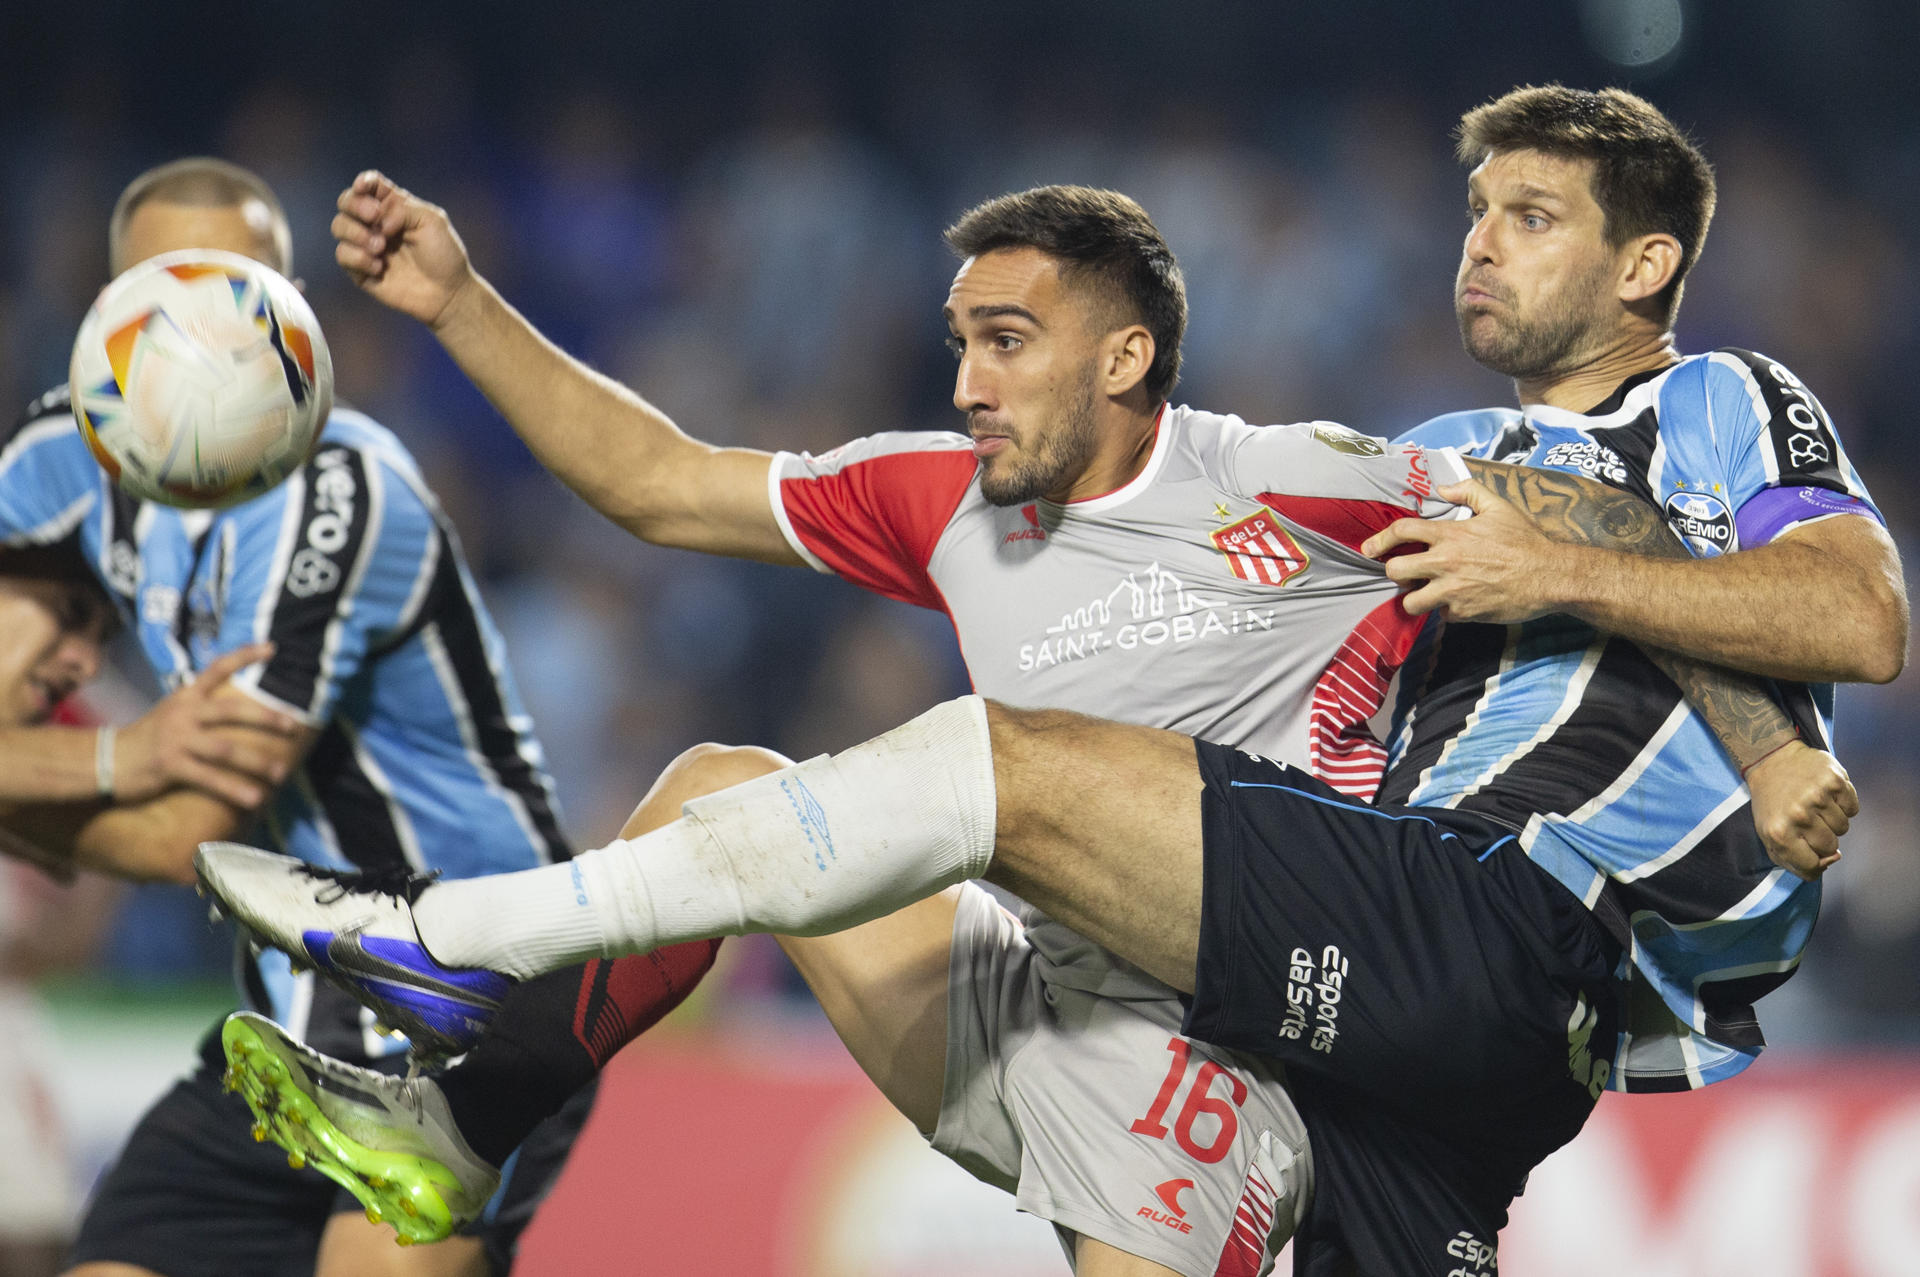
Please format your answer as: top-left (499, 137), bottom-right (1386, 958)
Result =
top-left (69, 249), bottom-right (332, 508)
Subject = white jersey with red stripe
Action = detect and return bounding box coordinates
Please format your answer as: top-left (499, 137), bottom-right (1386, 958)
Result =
top-left (771, 404), bottom-right (1466, 1000)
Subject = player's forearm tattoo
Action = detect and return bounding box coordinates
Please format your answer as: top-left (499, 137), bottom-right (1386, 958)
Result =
top-left (1461, 457), bottom-right (1799, 769)
top-left (1461, 457), bottom-right (1686, 561)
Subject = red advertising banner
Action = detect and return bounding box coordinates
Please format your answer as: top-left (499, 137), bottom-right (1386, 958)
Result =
top-left (516, 1034), bottom-right (1920, 1276)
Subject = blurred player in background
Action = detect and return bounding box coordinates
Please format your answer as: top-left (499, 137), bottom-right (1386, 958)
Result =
top-left (0, 159), bottom-right (720, 1277)
top-left (210, 84), bottom-right (1889, 1273)
top-left (0, 550), bottom-right (126, 1277)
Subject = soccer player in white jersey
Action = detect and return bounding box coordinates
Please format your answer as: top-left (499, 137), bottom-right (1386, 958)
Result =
top-left (203, 88), bottom-right (1893, 1273)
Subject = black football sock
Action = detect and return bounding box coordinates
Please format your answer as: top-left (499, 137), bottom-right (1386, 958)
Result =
top-left (434, 940), bottom-right (722, 1166)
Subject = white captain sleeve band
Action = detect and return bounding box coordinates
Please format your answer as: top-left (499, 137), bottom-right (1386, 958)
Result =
top-left (766, 452), bottom-right (832, 574)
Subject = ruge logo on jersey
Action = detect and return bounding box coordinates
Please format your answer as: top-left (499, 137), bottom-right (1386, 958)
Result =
top-left (1211, 509), bottom-right (1308, 586)
top-left (1137, 1178), bottom-right (1196, 1234)
top-left (1001, 503), bottom-right (1047, 545)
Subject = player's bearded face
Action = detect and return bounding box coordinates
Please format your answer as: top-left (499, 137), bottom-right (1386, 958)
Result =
top-left (975, 359), bottom-right (1101, 507)
top-left (1456, 250), bottom-right (1615, 380)
top-left (1454, 150), bottom-right (1621, 382)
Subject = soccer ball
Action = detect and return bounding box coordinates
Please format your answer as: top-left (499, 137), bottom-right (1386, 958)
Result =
top-left (69, 249), bottom-right (333, 508)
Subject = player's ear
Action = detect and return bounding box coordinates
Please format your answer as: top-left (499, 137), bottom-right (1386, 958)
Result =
top-left (1617, 232), bottom-right (1680, 305)
top-left (1101, 325), bottom-right (1154, 398)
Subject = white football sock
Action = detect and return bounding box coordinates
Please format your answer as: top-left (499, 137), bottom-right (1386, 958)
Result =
top-left (413, 696), bottom-right (998, 979)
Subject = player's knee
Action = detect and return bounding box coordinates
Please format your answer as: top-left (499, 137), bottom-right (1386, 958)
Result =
top-left (981, 699), bottom-right (1082, 755)
top-left (982, 699), bottom-right (1096, 782)
top-left (981, 700), bottom-right (1075, 838)
top-left (647, 742), bottom-right (788, 811)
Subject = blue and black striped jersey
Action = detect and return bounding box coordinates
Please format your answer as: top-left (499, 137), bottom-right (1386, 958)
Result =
top-left (2, 387), bottom-right (570, 1060)
top-left (1386, 350), bottom-right (1882, 1092)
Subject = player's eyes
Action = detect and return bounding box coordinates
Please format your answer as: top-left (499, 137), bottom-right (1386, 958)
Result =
top-left (944, 335), bottom-right (965, 359)
top-left (1522, 213), bottom-right (1548, 231)
top-left (56, 596), bottom-right (95, 633)
top-left (994, 333), bottom-right (1022, 352)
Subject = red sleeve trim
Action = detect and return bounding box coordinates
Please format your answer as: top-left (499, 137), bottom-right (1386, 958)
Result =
top-left (779, 449), bottom-right (977, 609)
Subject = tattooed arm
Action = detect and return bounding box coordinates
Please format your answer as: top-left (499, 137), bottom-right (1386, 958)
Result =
top-left (1371, 457), bottom-right (1855, 878)
top-left (1366, 458), bottom-right (1905, 684)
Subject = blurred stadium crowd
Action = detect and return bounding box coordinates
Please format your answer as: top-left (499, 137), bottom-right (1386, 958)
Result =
top-left (1, 1), bottom-right (1914, 1046)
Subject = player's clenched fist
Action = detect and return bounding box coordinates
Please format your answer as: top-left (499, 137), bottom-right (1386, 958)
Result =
top-left (1744, 740), bottom-right (1858, 881)
top-left (332, 170), bottom-right (474, 330)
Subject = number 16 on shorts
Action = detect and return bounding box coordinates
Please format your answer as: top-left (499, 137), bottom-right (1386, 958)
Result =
top-left (1124, 1033), bottom-right (1311, 1271)
top-left (1130, 1037), bottom-right (1249, 1163)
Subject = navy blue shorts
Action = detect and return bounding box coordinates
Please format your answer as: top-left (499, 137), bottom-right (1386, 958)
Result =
top-left (1184, 741), bottom-right (1622, 1276)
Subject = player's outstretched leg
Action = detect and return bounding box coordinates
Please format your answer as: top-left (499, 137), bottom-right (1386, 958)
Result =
top-left (195, 695), bottom-right (1000, 984)
top-left (194, 741), bottom-right (762, 1074)
top-left (197, 695), bottom-right (1210, 994)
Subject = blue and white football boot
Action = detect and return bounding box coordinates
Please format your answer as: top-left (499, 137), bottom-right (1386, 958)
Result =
top-left (195, 841), bottom-right (513, 1063)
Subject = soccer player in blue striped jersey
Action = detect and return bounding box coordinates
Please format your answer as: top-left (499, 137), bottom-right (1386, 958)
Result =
top-left (0, 160), bottom-right (721, 1277)
top-left (1365, 86), bottom-right (1903, 1091)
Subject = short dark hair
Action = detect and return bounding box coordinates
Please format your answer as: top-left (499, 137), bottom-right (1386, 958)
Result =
top-left (945, 186), bottom-right (1187, 401)
top-left (0, 542), bottom-right (95, 588)
top-left (109, 157), bottom-right (292, 275)
top-left (0, 542), bottom-right (117, 636)
top-left (1456, 85), bottom-right (1716, 325)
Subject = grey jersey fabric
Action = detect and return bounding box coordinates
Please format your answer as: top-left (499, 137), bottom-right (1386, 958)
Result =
top-left (773, 404), bottom-right (1467, 999)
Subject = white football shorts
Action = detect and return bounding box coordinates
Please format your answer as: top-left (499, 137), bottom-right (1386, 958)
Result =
top-left (931, 883), bottom-right (1312, 1276)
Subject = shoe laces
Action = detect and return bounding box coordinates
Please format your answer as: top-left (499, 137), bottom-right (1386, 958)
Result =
top-left (296, 862), bottom-right (443, 907)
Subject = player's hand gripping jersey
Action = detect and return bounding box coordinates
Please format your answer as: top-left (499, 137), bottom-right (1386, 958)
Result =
top-left (774, 404), bottom-right (1469, 999)
top-left (1391, 349), bottom-right (1884, 1091)
top-left (0, 388), bottom-right (568, 1062)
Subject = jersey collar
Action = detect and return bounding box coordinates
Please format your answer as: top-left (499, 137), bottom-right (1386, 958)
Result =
top-left (1041, 402), bottom-right (1173, 515)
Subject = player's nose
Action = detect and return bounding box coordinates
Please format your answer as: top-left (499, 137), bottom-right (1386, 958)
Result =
top-left (952, 352), bottom-right (997, 414)
top-left (1464, 213), bottom-right (1499, 264)
top-left (55, 632), bottom-right (103, 685)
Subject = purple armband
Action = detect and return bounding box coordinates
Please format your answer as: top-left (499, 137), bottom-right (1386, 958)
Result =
top-left (1734, 486), bottom-right (1883, 548)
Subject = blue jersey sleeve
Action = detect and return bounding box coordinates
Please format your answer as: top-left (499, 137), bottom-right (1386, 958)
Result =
top-left (1395, 407), bottom-right (1528, 457)
top-left (221, 441), bottom-right (440, 725)
top-left (1684, 350), bottom-right (1883, 546)
top-left (0, 400), bottom-right (103, 549)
